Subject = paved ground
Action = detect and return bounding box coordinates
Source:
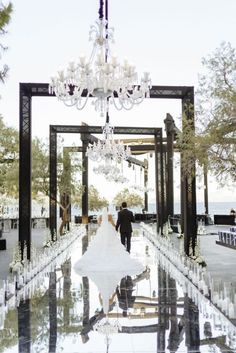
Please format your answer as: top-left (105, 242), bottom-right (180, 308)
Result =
top-left (0, 223), bottom-right (236, 286)
top-left (169, 224), bottom-right (236, 284)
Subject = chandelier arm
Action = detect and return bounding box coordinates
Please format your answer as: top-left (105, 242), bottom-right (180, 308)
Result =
top-left (120, 100), bottom-right (134, 111)
top-left (75, 94), bottom-right (90, 110)
top-left (110, 96), bottom-right (123, 111)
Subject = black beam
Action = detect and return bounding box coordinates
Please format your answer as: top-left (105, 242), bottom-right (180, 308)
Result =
top-left (50, 124), bottom-right (162, 136)
top-left (21, 82), bottom-right (193, 100)
top-left (129, 144), bottom-right (167, 153)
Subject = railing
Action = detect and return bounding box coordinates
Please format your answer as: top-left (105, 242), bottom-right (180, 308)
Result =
top-left (217, 227), bottom-right (236, 248)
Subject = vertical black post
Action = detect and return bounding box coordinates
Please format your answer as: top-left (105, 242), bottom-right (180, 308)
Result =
top-left (49, 272), bottom-right (57, 353)
top-left (203, 163), bottom-right (209, 215)
top-left (81, 135), bottom-right (89, 224)
top-left (49, 126), bottom-right (57, 239)
top-left (159, 130), bottom-right (165, 228)
top-left (167, 275), bottom-right (180, 351)
top-left (60, 148), bottom-right (71, 231)
top-left (154, 134), bottom-right (160, 232)
top-left (164, 113), bottom-right (175, 218)
top-left (61, 259), bottom-right (72, 326)
top-left (163, 151), bottom-right (168, 223)
top-left (184, 295), bottom-right (200, 352)
top-left (181, 89), bottom-right (197, 256)
top-left (155, 130), bottom-right (165, 232)
top-left (18, 299), bottom-right (31, 353)
top-left (81, 235), bottom-right (90, 342)
top-left (19, 83), bottom-right (32, 260)
top-left (157, 267), bottom-right (168, 352)
top-left (144, 159), bottom-right (148, 212)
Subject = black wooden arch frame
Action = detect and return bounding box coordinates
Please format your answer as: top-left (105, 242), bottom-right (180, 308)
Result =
top-left (49, 124), bottom-right (163, 236)
top-left (19, 83), bottom-right (196, 258)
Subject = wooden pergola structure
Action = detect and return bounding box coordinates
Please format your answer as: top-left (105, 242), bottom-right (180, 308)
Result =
top-left (19, 83), bottom-right (196, 258)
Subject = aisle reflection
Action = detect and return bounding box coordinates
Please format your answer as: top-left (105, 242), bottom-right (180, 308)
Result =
top-left (0, 230), bottom-right (235, 352)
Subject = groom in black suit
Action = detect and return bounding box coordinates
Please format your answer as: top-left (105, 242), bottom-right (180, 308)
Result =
top-left (116, 202), bottom-right (135, 253)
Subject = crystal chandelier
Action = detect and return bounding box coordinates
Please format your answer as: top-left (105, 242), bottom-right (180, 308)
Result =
top-left (49, 0), bottom-right (151, 117)
top-left (86, 119), bottom-right (131, 163)
top-left (93, 160), bottom-right (129, 183)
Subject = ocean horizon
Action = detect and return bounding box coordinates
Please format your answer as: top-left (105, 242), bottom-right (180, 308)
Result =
top-left (71, 201), bottom-right (236, 217)
top-left (148, 201), bottom-right (236, 215)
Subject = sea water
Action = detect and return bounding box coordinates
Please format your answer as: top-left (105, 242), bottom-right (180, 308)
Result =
top-left (148, 202), bottom-right (236, 216)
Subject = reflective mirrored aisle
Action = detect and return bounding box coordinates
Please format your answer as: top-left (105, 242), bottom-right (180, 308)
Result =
top-left (0, 227), bottom-right (236, 353)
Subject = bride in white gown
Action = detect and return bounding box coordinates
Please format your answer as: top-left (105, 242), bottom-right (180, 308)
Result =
top-left (74, 207), bottom-right (144, 314)
top-left (74, 207), bottom-right (143, 273)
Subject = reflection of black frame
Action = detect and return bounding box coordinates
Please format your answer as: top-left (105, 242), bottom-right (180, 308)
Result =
top-left (19, 83), bottom-right (196, 259)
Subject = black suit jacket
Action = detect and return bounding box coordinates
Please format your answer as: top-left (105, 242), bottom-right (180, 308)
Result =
top-left (116, 208), bottom-right (134, 234)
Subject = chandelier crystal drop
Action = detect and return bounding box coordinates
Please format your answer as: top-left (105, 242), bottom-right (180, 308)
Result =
top-left (86, 122), bottom-right (131, 163)
top-left (93, 160), bottom-right (129, 184)
top-left (130, 184), bottom-right (154, 193)
top-left (49, 0), bottom-right (151, 117)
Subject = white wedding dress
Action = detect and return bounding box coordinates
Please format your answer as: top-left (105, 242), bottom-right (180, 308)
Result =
top-left (74, 208), bottom-right (144, 314)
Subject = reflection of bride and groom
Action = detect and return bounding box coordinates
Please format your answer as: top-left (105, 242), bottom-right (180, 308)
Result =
top-left (74, 205), bottom-right (187, 348)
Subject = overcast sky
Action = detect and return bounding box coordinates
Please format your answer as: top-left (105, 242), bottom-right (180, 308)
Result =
top-left (1, 0), bottom-right (236, 205)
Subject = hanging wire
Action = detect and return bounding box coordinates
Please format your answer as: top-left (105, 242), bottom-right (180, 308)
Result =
top-left (98, 0), bottom-right (104, 19)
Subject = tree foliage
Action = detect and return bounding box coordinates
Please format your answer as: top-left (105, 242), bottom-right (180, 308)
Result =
top-left (0, 115), bottom-right (18, 196)
top-left (0, 1), bottom-right (13, 84)
top-left (177, 42), bottom-right (236, 183)
top-left (74, 184), bottom-right (109, 211)
top-left (113, 188), bottom-right (144, 209)
top-left (0, 117), bottom-right (83, 223)
top-left (88, 185), bottom-right (109, 211)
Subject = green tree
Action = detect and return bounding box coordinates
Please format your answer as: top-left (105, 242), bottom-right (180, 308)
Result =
top-left (0, 115), bottom-right (18, 196)
top-left (113, 188), bottom-right (144, 209)
top-left (177, 42), bottom-right (236, 183)
top-left (0, 118), bottom-right (83, 235)
top-left (29, 140), bottom-right (83, 235)
top-left (0, 1), bottom-right (13, 84)
top-left (74, 184), bottom-right (109, 212)
top-left (198, 42), bottom-right (236, 182)
top-left (88, 185), bottom-right (109, 211)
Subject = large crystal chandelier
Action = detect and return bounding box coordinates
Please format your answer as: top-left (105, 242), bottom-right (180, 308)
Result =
top-left (49, 0), bottom-right (151, 117)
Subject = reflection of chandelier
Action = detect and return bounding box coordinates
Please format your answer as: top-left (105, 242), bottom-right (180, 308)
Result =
top-left (49, 0), bottom-right (151, 116)
top-left (94, 318), bottom-right (120, 335)
top-left (86, 122), bottom-right (131, 163)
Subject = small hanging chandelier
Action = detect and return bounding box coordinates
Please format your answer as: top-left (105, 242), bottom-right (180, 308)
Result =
top-left (86, 114), bottom-right (131, 163)
top-left (49, 0), bottom-right (151, 117)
